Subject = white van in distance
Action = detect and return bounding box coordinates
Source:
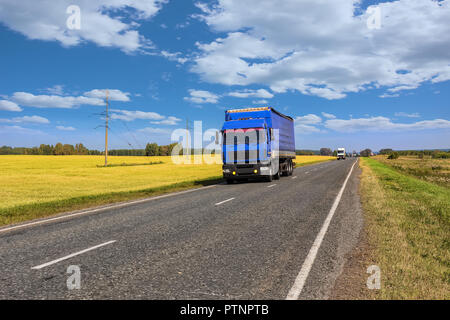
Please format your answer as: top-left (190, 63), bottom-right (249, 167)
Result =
top-left (337, 148), bottom-right (346, 160)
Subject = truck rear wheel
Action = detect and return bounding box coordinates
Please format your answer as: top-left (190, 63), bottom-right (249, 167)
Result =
top-left (281, 162), bottom-right (288, 176)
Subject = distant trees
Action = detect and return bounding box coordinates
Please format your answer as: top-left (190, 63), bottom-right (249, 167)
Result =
top-left (145, 142), bottom-right (180, 156)
top-left (1, 143), bottom-right (92, 155)
top-left (379, 148), bottom-right (393, 155)
top-left (360, 149), bottom-right (372, 157)
top-left (145, 143), bottom-right (159, 156)
top-left (296, 150), bottom-right (318, 155)
top-left (320, 148), bottom-right (332, 156)
top-left (387, 152), bottom-right (399, 159)
top-left (53, 143), bottom-right (64, 155)
top-left (375, 149), bottom-right (450, 159)
top-left (39, 144), bottom-right (53, 155)
top-left (75, 143), bottom-right (89, 155)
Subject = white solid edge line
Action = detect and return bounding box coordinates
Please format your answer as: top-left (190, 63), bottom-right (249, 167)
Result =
top-left (0, 185), bottom-right (217, 234)
top-left (215, 197), bottom-right (235, 206)
top-left (31, 240), bottom-right (116, 270)
top-left (286, 159), bottom-right (358, 300)
top-left (267, 184), bottom-right (277, 188)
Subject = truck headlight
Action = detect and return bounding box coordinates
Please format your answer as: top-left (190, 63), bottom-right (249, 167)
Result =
top-left (223, 169), bottom-right (231, 173)
top-left (260, 167), bottom-right (269, 171)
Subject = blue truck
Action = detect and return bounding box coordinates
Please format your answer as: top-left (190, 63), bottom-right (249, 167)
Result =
top-left (221, 107), bottom-right (296, 183)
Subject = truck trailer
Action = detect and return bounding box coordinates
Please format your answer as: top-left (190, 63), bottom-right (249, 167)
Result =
top-left (221, 107), bottom-right (296, 183)
top-left (337, 148), bottom-right (346, 160)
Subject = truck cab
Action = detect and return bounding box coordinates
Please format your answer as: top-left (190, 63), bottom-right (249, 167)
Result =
top-left (221, 107), bottom-right (295, 183)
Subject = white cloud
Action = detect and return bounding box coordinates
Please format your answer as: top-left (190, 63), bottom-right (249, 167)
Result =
top-left (252, 99), bottom-right (268, 105)
top-left (84, 89), bottom-right (130, 102)
top-left (321, 112), bottom-right (336, 119)
top-left (110, 109), bottom-right (165, 121)
top-left (0, 0), bottom-right (167, 53)
top-left (184, 89), bottom-right (220, 104)
top-left (7, 88), bottom-right (129, 109)
top-left (379, 93), bottom-right (400, 98)
top-left (11, 92), bottom-right (103, 108)
top-left (294, 114), bottom-right (322, 125)
top-left (151, 116), bottom-right (182, 125)
top-left (295, 124), bottom-right (322, 134)
top-left (228, 89), bottom-right (273, 99)
top-left (0, 125), bottom-right (45, 135)
top-left (394, 112), bottom-right (420, 118)
top-left (44, 85), bottom-right (64, 95)
top-left (138, 127), bottom-right (170, 134)
top-left (193, 0), bottom-right (450, 99)
top-left (325, 116), bottom-right (450, 132)
top-left (293, 114), bottom-right (323, 133)
top-left (160, 50), bottom-right (188, 64)
top-left (0, 100), bottom-right (22, 112)
top-left (56, 125), bottom-right (76, 131)
top-left (387, 85), bottom-right (419, 93)
top-left (0, 115), bottom-right (50, 124)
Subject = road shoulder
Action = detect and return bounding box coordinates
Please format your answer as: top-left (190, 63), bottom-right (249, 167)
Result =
top-left (298, 159), bottom-right (365, 299)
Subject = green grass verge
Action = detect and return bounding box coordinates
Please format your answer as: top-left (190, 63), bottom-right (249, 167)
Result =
top-left (360, 158), bottom-right (449, 299)
top-left (0, 176), bottom-right (222, 227)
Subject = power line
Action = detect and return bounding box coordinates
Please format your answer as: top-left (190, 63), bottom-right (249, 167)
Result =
top-left (119, 120), bottom-right (143, 150)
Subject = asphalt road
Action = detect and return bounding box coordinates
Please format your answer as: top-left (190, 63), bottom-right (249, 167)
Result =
top-left (0, 158), bottom-right (362, 299)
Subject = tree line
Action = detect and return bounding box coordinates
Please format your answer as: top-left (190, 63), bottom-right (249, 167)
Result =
top-left (379, 148), bottom-right (450, 159)
top-left (0, 142), bottom-right (181, 156)
top-left (0, 143), bottom-right (90, 155)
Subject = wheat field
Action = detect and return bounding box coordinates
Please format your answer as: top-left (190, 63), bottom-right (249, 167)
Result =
top-left (0, 155), bottom-right (334, 223)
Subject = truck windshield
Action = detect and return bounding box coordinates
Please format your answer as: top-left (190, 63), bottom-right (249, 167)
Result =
top-left (223, 128), bottom-right (266, 145)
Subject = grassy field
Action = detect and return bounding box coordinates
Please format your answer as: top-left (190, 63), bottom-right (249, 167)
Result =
top-left (0, 155), bottom-right (334, 226)
top-left (373, 155), bottom-right (450, 187)
top-left (359, 157), bottom-right (449, 299)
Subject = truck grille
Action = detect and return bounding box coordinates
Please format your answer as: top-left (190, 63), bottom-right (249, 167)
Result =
top-left (226, 150), bottom-right (261, 163)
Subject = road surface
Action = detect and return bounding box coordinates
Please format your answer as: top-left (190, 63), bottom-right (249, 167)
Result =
top-left (0, 158), bottom-right (363, 299)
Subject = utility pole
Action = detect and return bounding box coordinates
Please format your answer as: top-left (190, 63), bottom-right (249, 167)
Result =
top-left (105, 89), bottom-right (109, 166)
top-left (186, 117), bottom-right (189, 160)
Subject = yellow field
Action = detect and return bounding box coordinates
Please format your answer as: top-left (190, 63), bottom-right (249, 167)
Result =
top-left (0, 155), bottom-right (333, 223)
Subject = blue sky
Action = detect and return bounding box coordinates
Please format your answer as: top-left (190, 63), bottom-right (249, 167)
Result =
top-left (0, 0), bottom-right (449, 152)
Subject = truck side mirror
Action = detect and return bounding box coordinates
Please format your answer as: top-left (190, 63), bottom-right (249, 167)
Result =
top-left (215, 131), bottom-right (220, 145)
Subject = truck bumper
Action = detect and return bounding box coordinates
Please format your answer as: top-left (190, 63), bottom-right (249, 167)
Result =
top-left (222, 163), bottom-right (271, 179)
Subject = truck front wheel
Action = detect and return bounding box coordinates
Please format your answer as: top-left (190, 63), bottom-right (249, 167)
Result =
top-left (274, 169), bottom-right (280, 180)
